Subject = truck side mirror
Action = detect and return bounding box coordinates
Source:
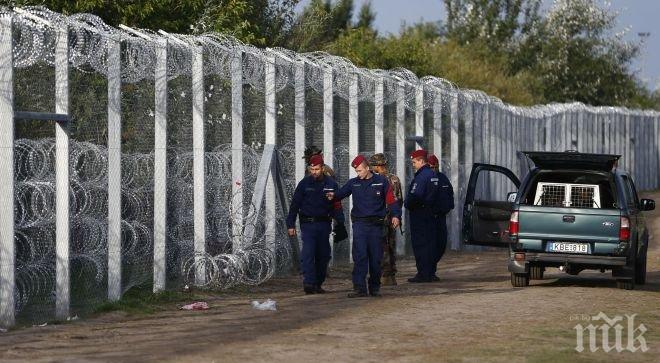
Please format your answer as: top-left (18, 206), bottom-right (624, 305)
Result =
top-left (640, 199), bottom-right (655, 211)
top-left (507, 192), bottom-right (517, 203)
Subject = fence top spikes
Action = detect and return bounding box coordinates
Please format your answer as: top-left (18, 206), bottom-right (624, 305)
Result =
top-left (13, 7), bottom-right (54, 28)
top-left (118, 24), bottom-right (154, 41)
top-left (157, 29), bottom-right (193, 48)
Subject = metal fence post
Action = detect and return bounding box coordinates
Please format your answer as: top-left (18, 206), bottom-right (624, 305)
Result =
top-left (323, 67), bottom-right (333, 169)
top-left (395, 82), bottom-right (406, 256)
top-left (415, 84), bottom-right (424, 148)
top-left (264, 56), bottom-right (277, 256)
top-left (464, 98), bottom-right (473, 178)
top-left (231, 50), bottom-right (244, 252)
top-left (0, 15), bottom-right (15, 328)
top-left (449, 92), bottom-right (459, 250)
top-left (153, 39), bottom-right (168, 292)
top-left (432, 90), bottom-right (442, 160)
top-left (348, 72), bottom-right (359, 263)
top-left (55, 26), bottom-right (70, 321)
top-left (293, 62), bottom-right (305, 252)
top-left (107, 38), bottom-right (122, 300)
top-left (374, 76), bottom-right (384, 153)
top-left (192, 46), bottom-right (206, 285)
top-left (294, 62), bottom-right (305, 185)
top-left (653, 112), bottom-right (660, 189)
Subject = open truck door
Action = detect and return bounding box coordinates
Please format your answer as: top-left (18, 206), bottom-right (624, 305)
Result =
top-left (463, 163), bottom-right (521, 247)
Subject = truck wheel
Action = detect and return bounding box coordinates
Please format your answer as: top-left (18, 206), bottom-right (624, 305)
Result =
top-left (511, 272), bottom-right (529, 287)
top-left (616, 279), bottom-right (635, 290)
top-left (530, 266), bottom-right (545, 280)
top-left (635, 247), bottom-right (647, 285)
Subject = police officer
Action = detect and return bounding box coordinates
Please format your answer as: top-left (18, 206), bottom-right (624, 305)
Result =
top-left (302, 145), bottom-right (348, 267)
top-left (328, 155), bottom-right (401, 297)
top-left (303, 145), bottom-right (335, 178)
top-left (427, 153), bottom-right (454, 275)
top-left (287, 154), bottom-right (344, 294)
top-left (428, 154), bottom-right (440, 173)
top-left (405, 149), bottom-right (452, 282)
top-left (369, 153), bottom-right (403, 286)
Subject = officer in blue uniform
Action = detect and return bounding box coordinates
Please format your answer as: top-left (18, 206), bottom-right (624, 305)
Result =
top-left (328, 155), bottom-right (401, 298)
top-left (405, 149), bottom-right (453, 282)
top-left (287, 155), bottom-right (344, 294)
top-left (427, 153), bottom-right (454, 278)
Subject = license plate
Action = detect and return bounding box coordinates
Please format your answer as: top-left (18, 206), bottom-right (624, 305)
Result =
top-left (547, 242), bottom-right (590, 254)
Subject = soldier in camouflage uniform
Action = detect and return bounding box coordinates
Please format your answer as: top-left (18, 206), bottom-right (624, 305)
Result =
top-left (369, 153), bottom-right (403, 286)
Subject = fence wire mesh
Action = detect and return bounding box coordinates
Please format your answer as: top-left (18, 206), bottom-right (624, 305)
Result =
top-left (0, 6), bottom-right (659, 326)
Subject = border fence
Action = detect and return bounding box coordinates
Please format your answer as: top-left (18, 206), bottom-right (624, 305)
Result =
top-left (0, 7), bottom-right (658, 328)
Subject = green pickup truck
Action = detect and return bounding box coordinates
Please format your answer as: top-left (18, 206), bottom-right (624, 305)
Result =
top-left (463, 151), bottom-right (655, 290)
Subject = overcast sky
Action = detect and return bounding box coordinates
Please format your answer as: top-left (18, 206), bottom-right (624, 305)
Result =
top-left (297, 0), bottom-right (660, 91)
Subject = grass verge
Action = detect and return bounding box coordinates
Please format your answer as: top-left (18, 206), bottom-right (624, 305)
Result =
top-left (93, 286), bottom-right (207, 316)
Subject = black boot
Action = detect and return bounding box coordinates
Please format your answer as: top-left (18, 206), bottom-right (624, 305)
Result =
top-left (407, 275), bottom-right (432, 283)
top-left (304, 284), bottom-right (317, 294)
top-left (315, 285), bottom-right (327, 294)
top-left (348, 290), bottom-right (369, 298)
top-left (369, 290), bottom-right (382, 297)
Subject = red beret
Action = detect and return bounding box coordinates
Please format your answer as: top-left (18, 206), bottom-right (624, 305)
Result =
top-left (428, 154), bottom-right (439, 167)
top-left (351, 155), bottom-right (367, 168)
top-left (309, 154), bottom-right (324, 166)
top-left (410, 149), bottom-right (428, 159)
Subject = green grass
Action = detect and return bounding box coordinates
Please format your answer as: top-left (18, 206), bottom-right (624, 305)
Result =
top-left (93, 286), bottom-right (207, 316)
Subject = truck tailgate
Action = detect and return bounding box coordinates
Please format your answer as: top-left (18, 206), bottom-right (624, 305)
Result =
top-left (517, 206), bottom-right (621, 243)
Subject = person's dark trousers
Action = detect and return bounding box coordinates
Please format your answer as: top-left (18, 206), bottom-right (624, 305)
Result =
top-left (300, 221), bottom-right (332, 287)
top-left (431, 216), bottom-right (448, 277)
top-left (410, 212), bottom-right (438, 280)
top-left (351, 220), bottom-right (384, 293)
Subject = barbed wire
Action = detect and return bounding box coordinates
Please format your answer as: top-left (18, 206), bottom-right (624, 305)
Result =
top-left (6, 6), bottom-right (659, 116)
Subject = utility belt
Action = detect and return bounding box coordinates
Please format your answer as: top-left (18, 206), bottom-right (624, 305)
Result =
top-left (351, 215), bottom-right (385, 225)
top-left (299, 214), bottom-right (332, 223)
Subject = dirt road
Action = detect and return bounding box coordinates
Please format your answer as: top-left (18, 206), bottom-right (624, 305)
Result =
top-left (1, 191), bottom-right (659, 362)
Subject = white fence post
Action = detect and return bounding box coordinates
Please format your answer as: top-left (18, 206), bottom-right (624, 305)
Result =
top-left (348, 72), bottom-right (359, 263)
top-left (374, 76), bottom-right (384, 153)
top-left (544, 111), bottom-right (552, 151)
top-left (153, 39), bottom-right (168, 292)
top-left (323, 67), bottom-right (333, 169)
top-left (415, 84), bottom-right (424, 148)
top-left (0, 16), bottom-right (15, 328)
top-left (294, 62), bottom-right (305, 184)
top-left (483, 104), bottom-right (491, 162)
top-left (55, 26), bottom-right (70, 321)
top-left (107, 38), bottom-right (122, 300)
top-left (464, 98), bottom-right (473, 177)
top-left (432, 91), bottom-right (442, 160)
top-left (449, 92), bottom-right (459, 250)
top-left (293, 61), bottom-right (305, 252)
top-left (395, 82), bottom-right (406, 256)
top-left (264, 56), bottom-right (277, 256)
top-left (489, 105), bottom-right (498, 197)
top-left (624, 112), bottom-right (631, 172)
top-left (653, 112), bottom-right (660, 189)
top-left (322, 66), bottom-right (335, 263)
top-left (231, 51), bottom-right (244, 251)
top-left (192, 46), bottom-right (206, 285)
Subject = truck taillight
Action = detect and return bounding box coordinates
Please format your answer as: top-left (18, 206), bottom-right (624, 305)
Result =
top-left (509, 211), bottom-right (519, 236)
top-left (619, 216), bottom-right (630, 241)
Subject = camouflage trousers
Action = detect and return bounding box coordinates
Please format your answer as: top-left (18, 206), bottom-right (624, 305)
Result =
top-left (381, 224), bottom-right (397, 277)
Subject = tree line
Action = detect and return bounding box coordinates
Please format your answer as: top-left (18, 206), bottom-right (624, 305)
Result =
top-left (3, 0), bottom-right (658, 109)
